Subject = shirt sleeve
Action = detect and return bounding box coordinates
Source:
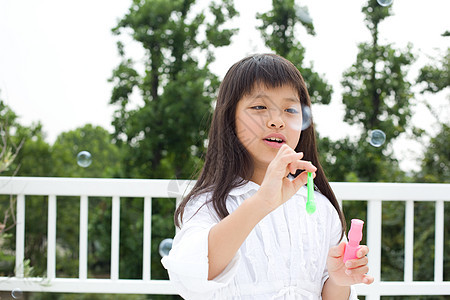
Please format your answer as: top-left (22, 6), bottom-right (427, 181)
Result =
top-left (321, 204), bottom-right (358, 300)
top-left (161, 194), bottom-right (241, 299)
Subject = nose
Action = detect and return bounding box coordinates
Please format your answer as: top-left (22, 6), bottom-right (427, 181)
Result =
top-left (267, 117), bottom-right (285, 129)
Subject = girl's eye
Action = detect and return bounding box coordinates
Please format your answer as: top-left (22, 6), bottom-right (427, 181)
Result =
top-left (251, 106), bottom-right (266, 110)
top-left (286, 108), bottom-right (299, 114)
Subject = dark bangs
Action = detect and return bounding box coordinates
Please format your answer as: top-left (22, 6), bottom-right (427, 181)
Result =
top-left (223, 53), bottom-right (308, 106)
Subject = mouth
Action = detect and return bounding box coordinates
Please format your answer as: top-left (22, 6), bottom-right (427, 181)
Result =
top-left (263, 136), bottom-right (286, 148)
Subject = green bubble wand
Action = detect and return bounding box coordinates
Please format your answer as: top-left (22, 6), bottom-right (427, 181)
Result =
top-left (306, 172), bottom-right (316, 214)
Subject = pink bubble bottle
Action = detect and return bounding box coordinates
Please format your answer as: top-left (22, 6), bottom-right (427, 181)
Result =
top-left (343, 219), bottom-right (364, 262)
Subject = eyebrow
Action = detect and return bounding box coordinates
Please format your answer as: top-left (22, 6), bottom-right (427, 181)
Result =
top-left (249, 93), bottom-right (300, 104)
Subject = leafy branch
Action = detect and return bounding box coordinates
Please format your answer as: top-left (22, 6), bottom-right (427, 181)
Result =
top-left (0, 109), bottom-right (24, 236)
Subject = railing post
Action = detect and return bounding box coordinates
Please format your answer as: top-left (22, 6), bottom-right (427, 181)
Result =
top-left (366, 199), bottom-right (382, 300)
top-left (79, 195), bottom-right (88, 280)
top-left (142, 196), bottom-right (152, 281)
top-left (47, 194), bottom-right (57, 280)
top-left (435, 200), bottom-right (444, 282)
top-left (15, 194), bottom-right (25, 278)
top-left (111, 196), bottom-right (121, 280)
top-left (404, 200), bottom-right (414, 282)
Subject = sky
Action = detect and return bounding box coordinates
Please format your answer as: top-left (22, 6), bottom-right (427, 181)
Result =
top-left (0, 0), bottom-right (449, 172)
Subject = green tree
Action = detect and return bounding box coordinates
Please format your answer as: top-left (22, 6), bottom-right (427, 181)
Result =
top-left (257, 0), bottom-right (333, 104)
top-left (412, 45), bottom-right (450, 291)
top-left (416, 123), bottom-right (450, 183)
top-left (326, 4), bottom-right (448, 299)
top-left (0, 100), bottom-right (52, 277)
top-left (417, 47), bottom-right (449, 94)
top-left (51, 124), bottom-right (122, 178)
top-left (318, 2), bottom-right (417, 294)
top-left (321, 0), bottom-right (414, 182)
top-left (0, 99), bottom-right (23, 276)
top-left (415, 46), bottom-right (449, 183)
top-left (0, 101), bottom-right (23, 176)
top-left (109, 0), bottom-right (238, 179)
top-left (0, 100), bottom-right (49, 178)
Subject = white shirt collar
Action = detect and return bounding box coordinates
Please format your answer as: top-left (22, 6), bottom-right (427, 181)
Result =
top-left (228, 178), bottom-right (260, 196)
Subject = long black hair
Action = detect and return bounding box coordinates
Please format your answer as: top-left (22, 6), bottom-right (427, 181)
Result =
top-left (175, 53), bottom-right (345, 238)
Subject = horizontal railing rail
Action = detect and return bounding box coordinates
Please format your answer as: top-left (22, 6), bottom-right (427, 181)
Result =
top-left (0, 177), bottom-right (449, 300)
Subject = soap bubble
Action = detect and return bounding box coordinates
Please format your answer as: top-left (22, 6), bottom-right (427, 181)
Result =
top-left (168, 178), bottom-right (182, 198)
top-left (159, 238), bottom-right (173, 257)
top-left (369, 129), bottom-right (386, 147)
top-left (377, 0), bottom-right (393, 7)
top-left (167, 178), bottom-right (194, 199)
top-left (77, 151), bottom-right (92, 168)
top-left (301, 105), bottom-right (312, 130)
top-left (11, 288), bottom-right (23, 299)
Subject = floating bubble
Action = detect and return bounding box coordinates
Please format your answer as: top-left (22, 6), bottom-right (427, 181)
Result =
top-left (369, 129), bottom-right (386, 147)
top-left (377, 0), bottom-right (393, 7)
top-left (159, 238), bottom-right (173, 257)
top-left (11, 288), bottom-right (23, 299)
top-left (301, 105), bottom-right (312, 130)
top-left (76, 151), bottom-right (92, 168)
top-left (167, 178), bottom-right (181, 199)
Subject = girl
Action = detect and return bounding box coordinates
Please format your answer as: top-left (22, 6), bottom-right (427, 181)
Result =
top-left (162, 53), bottom-right (374, 299)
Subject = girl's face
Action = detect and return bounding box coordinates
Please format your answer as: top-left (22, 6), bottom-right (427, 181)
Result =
top-left (235, 84), bottom-right (303, 177)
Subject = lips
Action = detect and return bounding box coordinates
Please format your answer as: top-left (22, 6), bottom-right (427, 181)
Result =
top-left (263, 133), bottom-right (286, 148)
top-left (263, 133), bottom-right (286, 142)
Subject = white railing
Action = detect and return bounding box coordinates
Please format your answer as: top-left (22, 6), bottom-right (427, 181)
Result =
top-left (0, 176), bottom-right (449, 299)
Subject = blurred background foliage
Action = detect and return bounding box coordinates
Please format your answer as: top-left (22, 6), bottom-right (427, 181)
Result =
top-left (0, 0), bottom-right (448, 299)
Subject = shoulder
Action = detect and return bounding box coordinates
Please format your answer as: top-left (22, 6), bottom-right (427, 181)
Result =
top-left (182, 191), bottom-right (217, 223)
top-left (181, 180), bottom-right (255, 226)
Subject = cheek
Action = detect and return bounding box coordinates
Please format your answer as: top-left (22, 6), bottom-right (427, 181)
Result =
top-left (285, 118), bottom-right (302, 147)
top-left (285, 117), bottom-right (302, 132)
top-left (236, 117), bottom-right (260, 146)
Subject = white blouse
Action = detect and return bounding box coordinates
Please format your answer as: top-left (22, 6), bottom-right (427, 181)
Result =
top-left (161, 179), bottom-right (358, 299)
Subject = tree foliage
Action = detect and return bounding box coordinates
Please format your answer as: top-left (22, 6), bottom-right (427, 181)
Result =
top-left (323, 3), bottom-right (448, 299)
top-left (51, 124), bottom-right (122, 178)
top-left (417, 48), bottom-right (450, 94)
top-left (257, 0), bottom-right (333, 105)
top-left (320, 0), bottom-right (414, 183)
top-left (415, 123), bottom-right (450, 183)
top-left (415, 46), bottom-right (450, 183)
top-left (343, 1), bottom-right (415, 141)
top-left (109, 0), bottom-right (238, 179)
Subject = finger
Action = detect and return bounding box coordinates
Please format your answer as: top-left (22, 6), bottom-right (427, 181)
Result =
top-left (277, 143), bottom-right (295, 155)
top-left (270, 151), bottom-right (303, 177)
top-left (357, 245), bottom-right (369, 258)
top-left (288, 160), bottom-right (313, 174)
top-left (345, 265), bottom-right (369, 276)
top-left (345, 256), bottom-right (368, 269)
top-left (288, 160), bottom-right (317, 174)
top-left (328, 242), bottom-right (346, 258)
top-left (362, 275), bottom-right (374, 285)
top-left (278, 152), bottom-right (304, 167)
top-left (272, 144), bottom-right (293, 163)
top-left (291, 170), bottom-right (316, 190)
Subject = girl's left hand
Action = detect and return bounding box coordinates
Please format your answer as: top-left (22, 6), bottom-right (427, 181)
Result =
top-left (326, 242), bottom-right (375, 286)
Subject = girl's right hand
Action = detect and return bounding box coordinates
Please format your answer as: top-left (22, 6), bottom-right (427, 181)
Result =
top-left (258, 144), bottom-right (317, 212)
